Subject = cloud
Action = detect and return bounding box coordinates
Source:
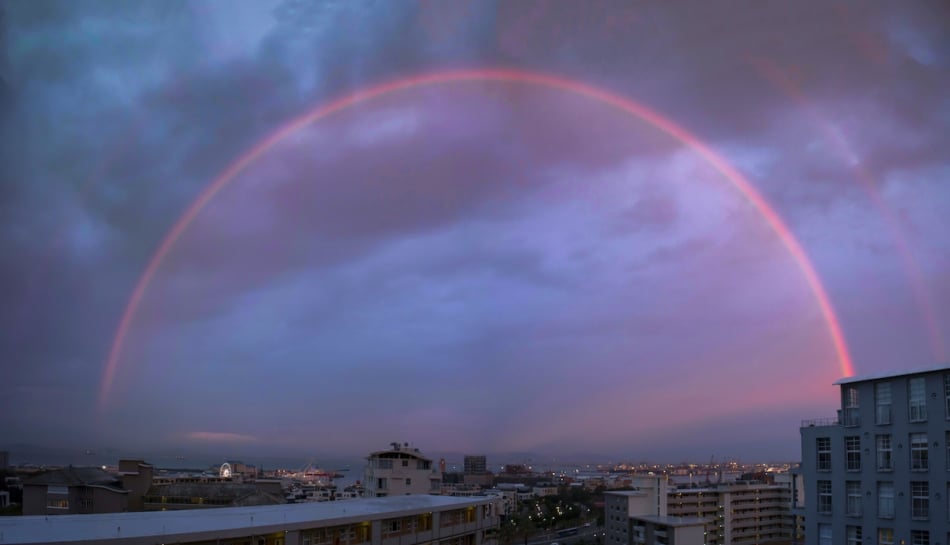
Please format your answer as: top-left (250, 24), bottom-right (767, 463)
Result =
top-left (0, 1), bottom-right (947, 461)
top-left (186, 431), bottom-right (259, 443)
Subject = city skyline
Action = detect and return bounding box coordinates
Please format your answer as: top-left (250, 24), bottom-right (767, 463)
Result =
top-left (0, 2), bottom-right (947, 460)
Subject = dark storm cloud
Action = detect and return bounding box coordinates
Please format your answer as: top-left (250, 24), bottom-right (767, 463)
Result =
top-left (0, 1), bottom-right (947, 460)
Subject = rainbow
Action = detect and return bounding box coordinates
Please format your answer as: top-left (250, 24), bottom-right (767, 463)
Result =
top-left (750, 57), bottom-right (946, 362)
top-left (98, 68), bottom-right (855, 409)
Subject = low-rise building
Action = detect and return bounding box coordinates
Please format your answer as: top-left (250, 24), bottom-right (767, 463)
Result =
top-left (364, 442), bottom-right (442, 497)
top-left (22, 466), bottom-right (128, 515)
top-left (0, 492), bottom-right (499, 545)
top-left (143, 481), bottom-right (286, 510)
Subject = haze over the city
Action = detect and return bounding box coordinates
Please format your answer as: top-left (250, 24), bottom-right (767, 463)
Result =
top-left (0, 1), bottom-right (947, 462)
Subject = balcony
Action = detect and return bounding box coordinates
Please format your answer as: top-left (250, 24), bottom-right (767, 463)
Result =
top-left (801, 417), bottom-right (839, 428)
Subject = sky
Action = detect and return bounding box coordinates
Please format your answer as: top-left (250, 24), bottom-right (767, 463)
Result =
top-left (0, 1), bottom-right (948, 463)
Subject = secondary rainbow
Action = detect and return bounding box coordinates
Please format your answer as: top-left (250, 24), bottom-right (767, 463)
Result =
top-left (98, 68), bottom-right (855, 409)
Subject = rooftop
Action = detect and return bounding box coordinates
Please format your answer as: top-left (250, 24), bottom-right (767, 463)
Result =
top-left (0, 495), bottom-right (489, 544)
top-left (22, 467), bottom-right (125, 493)
top-left (833, 364), bottom-right (950, 385)
top-left (631, 514), bottom-right (710, 527)
top-left (605, 490), bottom-right (648, 497)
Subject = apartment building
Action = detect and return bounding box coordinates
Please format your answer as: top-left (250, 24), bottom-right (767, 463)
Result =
top-left (668, 482), bottom-right (792, 545)
top-left (606, 476), bottom-right (708, 545)
top-left (607, 477), bottom-right (793, 545)
top-left (0, 493), bottom-right (499, 545)
top-left (364, 442), bottom-right (442, 497)
top-left (800, 365), bottom-right (950, 545)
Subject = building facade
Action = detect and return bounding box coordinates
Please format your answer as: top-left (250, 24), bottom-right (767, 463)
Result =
top-left (668, 482), bottom-right (793, 545)
top-left (364, 443), bottom-right (442, 497)
top-left (607, 477), bottom-right (793, 545)
top-left (605, 476), bottom-right (670, 545)
top-left (0, 494), bottom-right (499, 545)
top-left (21, 466), bottom-right (129, 515)
top-left (800, 365), bottom-right (950, 545)
top-left (464, 456), bottom-right (487, 475)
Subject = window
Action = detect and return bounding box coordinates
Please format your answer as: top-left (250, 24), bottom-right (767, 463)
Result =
top-left (877, 435), bottom-right (892, 470)
top-left (46, 486), bottom-right (69, 509)
top-left (846, 526), bottom-right (861, 545)
top-left (876, 382), bottom-right (892, 424)
top-left (878, 482), bottom-right (894, 518)
top-left (816, 437), bottom-right (831, 471)
top-left (912, 481), bottom-right (929, 520)
top-left (846, 436), bottom-right (861, 471)
top-left (846, 481), bottom-right (862, 516)
top-left (405, 478), bottom-right (411, 485)
top-left (818, 524), bottom-right (832, 545)
top-left (878, 528), bottom-right (894, 545)
top-left (402, 460), bottom-right (409, 467)
top-left (910, 433), bottom-right (929, 470)
top-left (945, 374), bottom-right (950, 418)
top-left (909, 377), bottom-right (927, 422)
top-left (911, 529), bottom-right (929, 545)
top-left (377, 478), bottom-right (387, 490)
top-left (818, 480), bottom-right (832, 514)
top-left (843, 386), bottom-right (860, 426)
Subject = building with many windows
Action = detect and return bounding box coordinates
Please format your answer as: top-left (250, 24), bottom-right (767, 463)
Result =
top-left (667, 482), bottom-right (793, 544)
top-left (605, 476), bottom-right (708, 545)
top-left (0, 493), bottom-right (498, 545)
top-left (364, 443), bottom-right (442, 497)
top-left (800, 365), bottom-right (950, 545)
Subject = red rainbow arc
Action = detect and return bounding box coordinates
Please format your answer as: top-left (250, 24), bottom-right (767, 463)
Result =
top-left (98, 68), bottom-right (855, 410)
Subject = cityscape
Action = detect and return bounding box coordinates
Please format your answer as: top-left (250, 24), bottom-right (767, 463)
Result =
top-left (1, 2), bottom-right (948, 545)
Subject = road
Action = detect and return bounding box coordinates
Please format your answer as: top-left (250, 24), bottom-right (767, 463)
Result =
top-left (526, 526), bottom-right (604, 545)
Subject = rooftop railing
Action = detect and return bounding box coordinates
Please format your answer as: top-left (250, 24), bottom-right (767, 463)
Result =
top-left (800, 417), bottom-right (839, 428)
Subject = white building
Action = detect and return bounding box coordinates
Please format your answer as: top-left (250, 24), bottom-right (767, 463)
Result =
top-left (364, 442), bottom-right (442, 497)
top-left (668, 482), bottom-right (793, 544)
top-left (0, 494), bottom-right (498, 545)
top-left (606, 476), bottom-right (794, 545)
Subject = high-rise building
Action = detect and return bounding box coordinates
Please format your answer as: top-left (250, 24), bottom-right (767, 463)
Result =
top-left (464, 456), bottom-right (487, 475)
top-left (800, 365), bottom-right (950, 545)
top-left (364, 442), bottom-right (442, 497)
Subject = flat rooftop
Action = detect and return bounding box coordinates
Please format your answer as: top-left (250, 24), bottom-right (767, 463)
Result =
top-left (834, 364), bottom-right (950, 385)
top-left (0, 495), bottom-right (488, 544)
top-left (604, 490), bottom-right (648, 497)
top-left (631, 514), bottom-right (710, 527)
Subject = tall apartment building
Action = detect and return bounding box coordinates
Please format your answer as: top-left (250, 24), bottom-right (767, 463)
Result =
top-left (364, 442), bottom-right (442, 497)
top-left (667, 482), bottom-right (792, 545)
top-left (800, 365), bottom-right (950, 545)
